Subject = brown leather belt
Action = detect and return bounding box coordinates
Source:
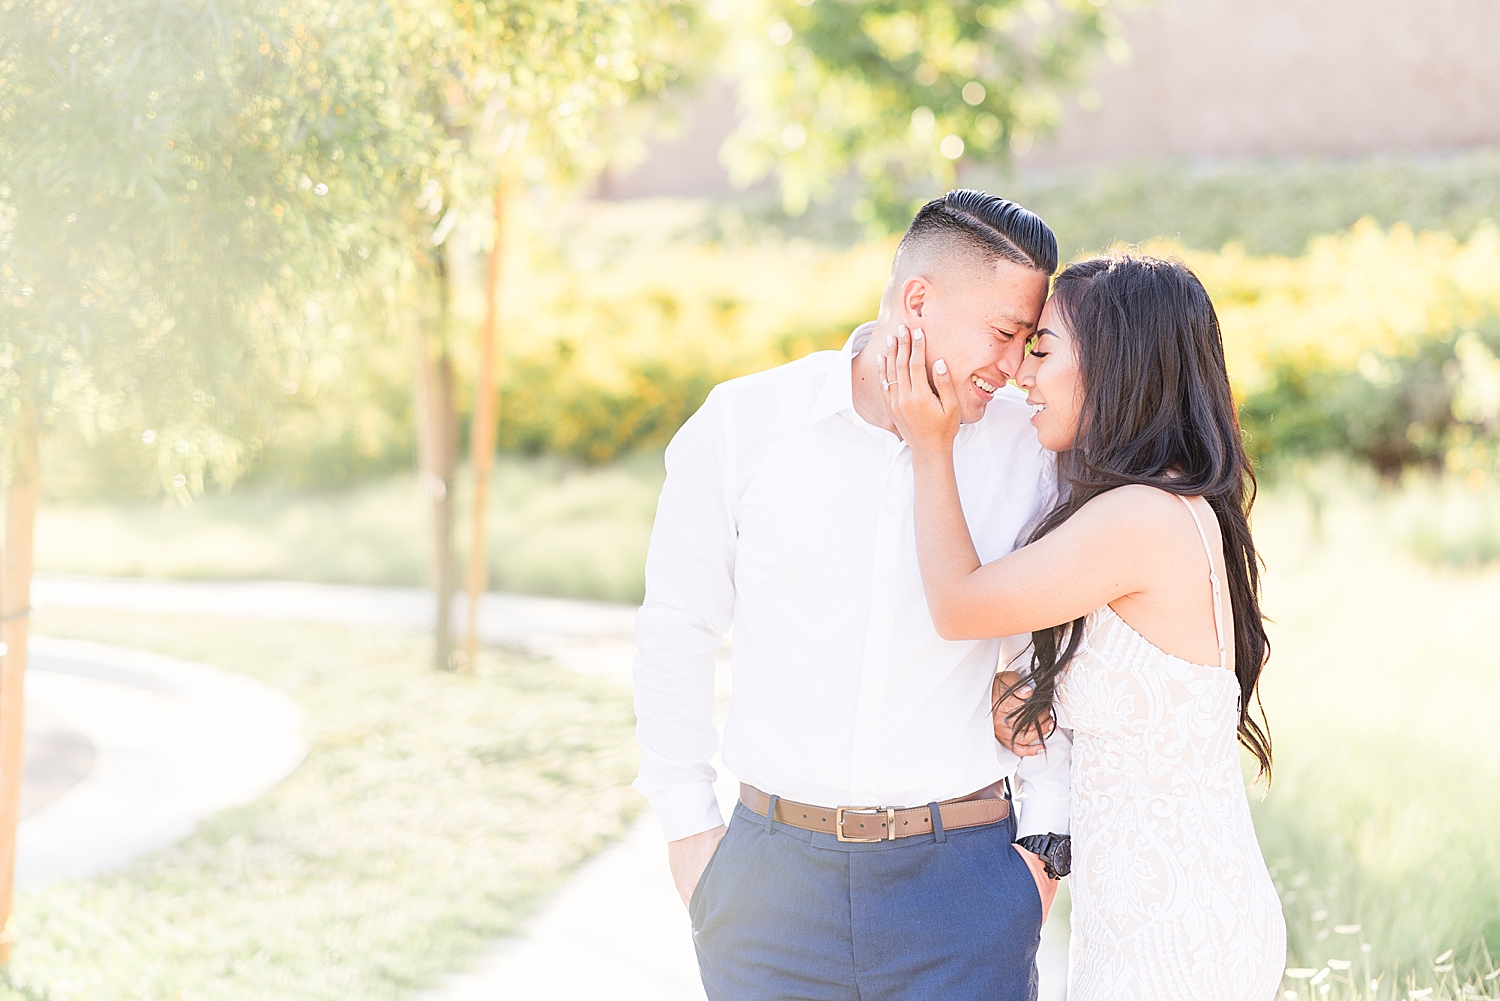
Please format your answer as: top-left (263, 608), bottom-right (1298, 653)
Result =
top-left (739, 782), bottom-right (1010, 843)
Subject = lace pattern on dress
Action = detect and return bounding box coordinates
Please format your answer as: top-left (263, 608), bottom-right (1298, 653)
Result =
top-left (1055, 496), bottom-right (1286, 1001)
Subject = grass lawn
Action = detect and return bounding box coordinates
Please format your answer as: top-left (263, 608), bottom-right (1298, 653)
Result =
top-left (1250, 475), bottom-right (1500, 998)
top-left (4, 612), bottom-right (641, 1001)
top-left (34, 453), bottom-right (666, 604)
top-left (22, 455), bottom-right (1500, 998)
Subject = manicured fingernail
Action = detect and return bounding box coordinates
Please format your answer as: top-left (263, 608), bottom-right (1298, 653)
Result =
top-left (1020, 686), bottom-right (1033, 696)
top-left (933, 359), bottom-right (947, 374)
top-left (886, 334), bottom-right (895, 348)
top-left (913, 328), bottom-right (924, 340)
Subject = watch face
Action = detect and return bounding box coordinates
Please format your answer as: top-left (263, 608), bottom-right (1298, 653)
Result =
top-left (1019, 834), bottom-right (1071, 877)
top-left (1051, 838), bottom-right (1072, 877)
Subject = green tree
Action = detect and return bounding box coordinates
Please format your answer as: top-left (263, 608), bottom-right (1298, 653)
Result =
top-left (0, 0), bottom-right (418, 955)
top-left (720, 0), bottom-right (1131, 225)
top-left (374, 0), bottom-right (701, 669)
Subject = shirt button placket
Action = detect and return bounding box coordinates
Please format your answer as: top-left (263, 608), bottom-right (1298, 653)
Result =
top-left (849, 442), bottom-right (903, 803)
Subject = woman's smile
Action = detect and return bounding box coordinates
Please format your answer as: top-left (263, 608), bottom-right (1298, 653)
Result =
top-left (1015, 297), bottom-right (1082, 451)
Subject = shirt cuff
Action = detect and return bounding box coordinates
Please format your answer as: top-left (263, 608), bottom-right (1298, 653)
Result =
top-left (638, 780), bottom-right (726, 843)
top-left (1013, 795), bottom-right (1071, 839)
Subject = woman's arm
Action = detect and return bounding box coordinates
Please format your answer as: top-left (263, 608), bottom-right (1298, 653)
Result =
top-left (907, 444), bottom-right (991, 635)
top-left (885, 326), bottom-right (1152, 639)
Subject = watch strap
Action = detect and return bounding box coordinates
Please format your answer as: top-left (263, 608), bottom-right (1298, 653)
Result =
top-left (1016, 833), bottom-right (1072, 878)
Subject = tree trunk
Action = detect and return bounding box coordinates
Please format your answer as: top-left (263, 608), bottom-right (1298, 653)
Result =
top-left (413, 248), bottom-right (459, 671)
top-left (462, 188), bottom-right (505, 668)
top-left (0, 403), bottom-right (40, 964)
top-left (433, 347), bottom-right (457, 670)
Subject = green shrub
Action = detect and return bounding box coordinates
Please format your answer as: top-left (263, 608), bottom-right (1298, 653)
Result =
top-left (1240, 323), bottom-right (1500, 477)
top-left (46, 176), bottom-right (1500, 495)
top-left (1177, 222), bottom-right (1500, 479)
top-left (493, 216), bottom-right (1500, 475)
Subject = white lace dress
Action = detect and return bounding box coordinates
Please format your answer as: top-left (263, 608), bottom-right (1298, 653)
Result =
top-left (1053, 497), bottom-right (1286, 1001)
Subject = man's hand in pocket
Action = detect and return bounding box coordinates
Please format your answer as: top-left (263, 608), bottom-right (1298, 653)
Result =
top-left (667, 825), bottom-right (727, 910)
top-left (1013, 842), bottom-right (1059, 923)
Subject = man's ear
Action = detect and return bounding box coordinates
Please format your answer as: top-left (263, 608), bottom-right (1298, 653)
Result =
top-left (900, 275), bottom-right (932, 323)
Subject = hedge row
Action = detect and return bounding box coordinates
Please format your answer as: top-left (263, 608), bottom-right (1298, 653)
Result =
top-left (45, 206), bottom-right (1500, 497)
top-left (491, 216), bottom-right (1500, 477)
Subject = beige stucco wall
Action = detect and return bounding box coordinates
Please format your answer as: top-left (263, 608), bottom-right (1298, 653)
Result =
top-left (1020, 0), bottom-right (1500, 167)
top-left (604, 0), bottom-right (1500, 198)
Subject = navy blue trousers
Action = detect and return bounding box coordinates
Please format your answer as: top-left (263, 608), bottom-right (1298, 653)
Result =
top-left (689, 800), bottom-right (1044, 1001)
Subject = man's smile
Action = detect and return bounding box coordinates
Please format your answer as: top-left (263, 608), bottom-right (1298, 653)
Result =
top-left (971, 374), bottom-right (1000, 401)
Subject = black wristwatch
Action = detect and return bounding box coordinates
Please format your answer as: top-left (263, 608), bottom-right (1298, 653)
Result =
top-left (1016, 833), bottom-right (1072, 879)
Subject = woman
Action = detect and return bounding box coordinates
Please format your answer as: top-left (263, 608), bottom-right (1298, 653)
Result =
top-left (879, 254), bottom-right (1286, 1000)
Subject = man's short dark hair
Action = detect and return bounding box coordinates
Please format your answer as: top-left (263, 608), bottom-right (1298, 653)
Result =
top-left (899, 190), bottom-right (1058, 276)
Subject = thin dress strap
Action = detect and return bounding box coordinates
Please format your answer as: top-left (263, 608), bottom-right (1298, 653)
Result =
top-left (1177, 495), bottom-right (1228, 671)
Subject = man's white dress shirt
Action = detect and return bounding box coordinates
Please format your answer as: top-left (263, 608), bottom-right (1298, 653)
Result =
top-left (633, 323), bottom-right (1072, 842)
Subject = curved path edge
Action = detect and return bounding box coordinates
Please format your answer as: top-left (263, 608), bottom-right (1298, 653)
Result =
top-left (29, 573), bottom-right (1066, 998)
top-left (19, 635), bottom-right (307, 888)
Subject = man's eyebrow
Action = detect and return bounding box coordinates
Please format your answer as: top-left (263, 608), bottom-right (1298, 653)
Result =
top-left (994, 311), bottom-right (1037, 331)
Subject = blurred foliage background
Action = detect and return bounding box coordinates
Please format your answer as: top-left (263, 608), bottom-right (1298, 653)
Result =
top-left (29, 148), bottom-right (1500, 495)
top-left (12, 0), bottom-right (1500, 515)
top-left (5, 0), bottom-right (1500, 996)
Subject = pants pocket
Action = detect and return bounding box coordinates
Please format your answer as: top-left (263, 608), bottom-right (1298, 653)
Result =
top-left (688, 823), bottom-right (732, 927)
top-left (1008, 840), bottom-right (1046, 932)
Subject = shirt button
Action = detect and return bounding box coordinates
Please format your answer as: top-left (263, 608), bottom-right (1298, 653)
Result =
top-left (884, 504), bottom-right (895, 514)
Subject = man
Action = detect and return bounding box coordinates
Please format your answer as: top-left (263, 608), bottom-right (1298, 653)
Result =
top-left (633, 191), bottom-right (1072, 1001)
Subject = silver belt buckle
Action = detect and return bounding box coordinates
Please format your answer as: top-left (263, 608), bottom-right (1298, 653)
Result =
top-left (834, 805), bottom-right (897, 842)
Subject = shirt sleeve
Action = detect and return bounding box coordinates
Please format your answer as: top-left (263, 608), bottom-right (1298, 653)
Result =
top-left (1012, 724), bottom-right (1072, 838)
top-left (997, 630), bottom-right (1071, 837)
top-left (632, 387), bottom-right (738, 842)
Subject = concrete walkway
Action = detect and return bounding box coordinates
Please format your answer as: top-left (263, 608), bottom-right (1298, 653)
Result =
top-left (32, 574), bottom-right (1068, 998)
top-left (20, 636), bottom-right (306, 887)
top-left (30, 574), bottom-right (638, 680)
top-left (427, 745), bottom-right (737, 1001)
top-left (23, 700), bottom-right (95, 822)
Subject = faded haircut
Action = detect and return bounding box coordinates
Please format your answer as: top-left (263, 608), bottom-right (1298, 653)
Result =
top-left (896, 190), bottom-right (1058, 277)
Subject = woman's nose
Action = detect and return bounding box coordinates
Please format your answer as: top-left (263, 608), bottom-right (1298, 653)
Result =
top-left (1016, 358), bottom-right (1037, 388)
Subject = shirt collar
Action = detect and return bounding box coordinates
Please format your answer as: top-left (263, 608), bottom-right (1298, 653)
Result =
top-left (809, 322), bottom-right (873, 429)
top-left (810, 321), bottom-right (983, 447)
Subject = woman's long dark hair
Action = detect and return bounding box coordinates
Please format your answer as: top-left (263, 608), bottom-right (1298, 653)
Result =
top-left (1003, 254), bottom-right (1274, 780)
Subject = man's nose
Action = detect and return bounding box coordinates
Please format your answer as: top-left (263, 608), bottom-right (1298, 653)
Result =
top-left (1001, 339), bottom-right (1028, 383)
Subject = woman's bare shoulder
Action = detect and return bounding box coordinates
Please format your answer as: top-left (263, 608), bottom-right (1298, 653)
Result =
top-left (1071, 483), bottom-right (1196, 539)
